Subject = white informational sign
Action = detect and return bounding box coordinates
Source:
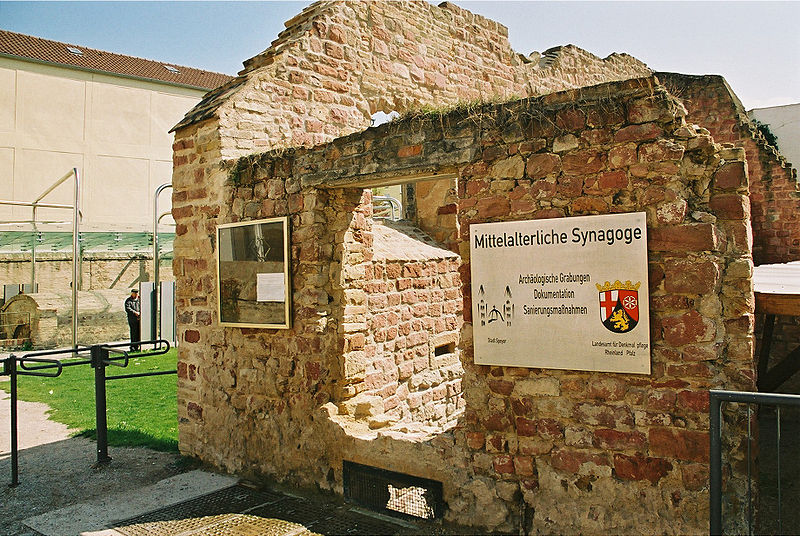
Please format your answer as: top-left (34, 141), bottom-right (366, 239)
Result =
top-left (470, 212), bottom-right (650, 374)
top-left (256, 272), bottom-right (285, 302)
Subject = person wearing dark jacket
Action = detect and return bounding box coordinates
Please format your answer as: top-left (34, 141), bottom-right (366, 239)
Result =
top-left (125, 288), bottom-right (141, 351)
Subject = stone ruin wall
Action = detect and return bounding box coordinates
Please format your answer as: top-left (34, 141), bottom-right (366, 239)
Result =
top-left (658, 73), bottom-right (800, 267)
top-left (172, 76), bottom-right (756, 534)
top-left (658, 73), bottom-right (800, 393)
top-left (343, 218), bottom-right (464, 428)
top-left (172, 0), bottom-right (651, 161)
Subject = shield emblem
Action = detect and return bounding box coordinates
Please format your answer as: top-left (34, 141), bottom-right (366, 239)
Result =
top-left (599, 289), bottom-right (639, 334)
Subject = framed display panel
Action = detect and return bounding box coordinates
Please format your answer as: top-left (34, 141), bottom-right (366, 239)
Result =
top-left (216, 216), bottom-right (291, 328)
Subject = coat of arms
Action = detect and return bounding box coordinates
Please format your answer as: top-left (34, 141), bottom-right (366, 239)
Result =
top-left (597, 280), bottom-right (641, 334)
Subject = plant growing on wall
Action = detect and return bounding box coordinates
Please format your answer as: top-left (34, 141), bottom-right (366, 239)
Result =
top-left (753, 119), bottom-right (780, 151)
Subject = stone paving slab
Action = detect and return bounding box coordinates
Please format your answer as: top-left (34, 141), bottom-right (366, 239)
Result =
top-left (23, 470), bottom-right (238, 536)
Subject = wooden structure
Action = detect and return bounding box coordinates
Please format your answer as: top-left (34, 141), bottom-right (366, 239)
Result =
top-left (754, 262), bottom-right (800, 391)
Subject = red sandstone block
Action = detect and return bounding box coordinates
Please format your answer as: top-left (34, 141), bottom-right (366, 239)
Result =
top-left (557, 175), bottom-right (583, 197)
top-left (530, 180), bottom-right (558, 199)
top-left (613, 123), bottom-right (663, 143)
top-left (475, 196), bottom-right (510, 219)
top-left (713, 161), bottom-right (748, 190)
top-left (556, 108), bottom-right (586, 131)
top-left (398, 144), bottom-right (423, 158)
top-left (485, 413), bottom-right (512, 432)
top-left (710, 194), bottom-right (750, 220)
top-left (593, 428), bottom-right (646, 450)
top-left (172, 206), bottom-right (193, 220)
top-left (681, 463), bottom-right (708, 490)
top-left (562, 150), bottom-right (607, 174)
top-left (187, 402), bottom-right (203, 420)
top-left (533, 208), bottom-right (565, 219)
top-left (514, 456), bottom-right (535, 477)
top-left (649, 224), bottom-right (718, 252)
top-left (488, 379), bottom-right (514, 396)
top-left (649, 427), bottom-right (709, 462)
top-left (627, 97), bottom-right (664, 125)
top-left (597, 170), bottom-right (629, 190)
top-left (586, 104), bottom-right (626, 128)
top-left (676, 390), bottom-right (710, 412)
top-left (571, 197), bottom-right (608, 214)
top-left (647, 390), bottom-right (677, 412)
top-left (664, 258), bottom-right (719, 295)
top-left (613, 453), bottom-right (673, 484)
top-left (580, 128), bottom-right (612, 145)
top-left (638, 140), bottom-right (684, 162)
top-left (550, 449), bottom-right (610, 473)
top-left (493, 455), bottom-right (515, 474)
top-left (587, 378), bottom-right (628, 401)
top-left (526, 153), bottom-right (561, 180)
top-left (184, 330), bottom-right (200, 343)
top-left (661, 310), bottom-right (715, 346)
top-left (466, 431), bottom-right (485, 450)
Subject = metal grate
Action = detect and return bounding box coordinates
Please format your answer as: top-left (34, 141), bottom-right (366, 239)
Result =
top-left (343, 461), bottom-right (444, 520)
top-left (113, 483), bottom-right (419, 536)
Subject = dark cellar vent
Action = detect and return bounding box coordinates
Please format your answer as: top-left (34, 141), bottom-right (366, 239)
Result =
top-left (343, 461), bottom-right (444, 520)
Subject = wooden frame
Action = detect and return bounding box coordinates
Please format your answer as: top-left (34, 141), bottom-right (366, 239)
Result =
top-left (216, 216), bottom-right (291, 329)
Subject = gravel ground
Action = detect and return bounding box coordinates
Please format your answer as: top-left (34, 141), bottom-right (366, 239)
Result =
top-left (0, 385), bottom-right (191, 536)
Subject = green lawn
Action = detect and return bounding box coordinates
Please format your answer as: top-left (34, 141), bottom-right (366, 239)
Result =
top-left (0, 348), bottom-right (179, 451)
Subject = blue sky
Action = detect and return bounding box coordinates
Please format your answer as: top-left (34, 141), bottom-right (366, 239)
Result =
top-left (1, 1), bottom-right (798, 110)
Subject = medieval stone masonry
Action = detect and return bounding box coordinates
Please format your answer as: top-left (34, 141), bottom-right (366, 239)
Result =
top-left (170, 1), bottom-right (797, 534)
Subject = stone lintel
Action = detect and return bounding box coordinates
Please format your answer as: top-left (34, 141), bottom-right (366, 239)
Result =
top-left (305, 166), bottom-right (460, 190)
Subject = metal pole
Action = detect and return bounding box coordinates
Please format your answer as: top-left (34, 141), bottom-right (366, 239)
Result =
top-left (9, 355), bottom-right (19, 487)
top-left (34, 169), bottom-right (77, 205)
top-left (71, 168), bottom-right (80, 350)
top-left (31, 205), bottom-right (37, 290)
top-left (0, 200), bottom-right (73, 209)
top-left (153, 183), bottom-right (171, 342)
top-left (710, 394), bottom-right (722, 535)
top-left (91, 345), bottom-right (111, 464)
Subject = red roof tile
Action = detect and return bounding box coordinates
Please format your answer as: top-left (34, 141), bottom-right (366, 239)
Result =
top-left (0, 30), bottom-right (232, 91)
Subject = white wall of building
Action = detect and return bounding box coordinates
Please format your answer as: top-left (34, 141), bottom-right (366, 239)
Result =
top-left (749, 103), bottom-right (800, 169)
top-left (0, 57), bottom-right (207, 232)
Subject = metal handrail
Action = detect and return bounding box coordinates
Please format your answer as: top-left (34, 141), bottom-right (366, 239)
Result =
top-left (0, 168), bottom-right (81, 348)
top-left (2, 339), bottom-right (174, 486)
top-left (710, 389), bottom-right (800, 535)
top-left (373, 195), bottom-right (402, 221)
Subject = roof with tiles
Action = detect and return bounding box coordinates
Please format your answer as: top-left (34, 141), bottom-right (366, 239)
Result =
top-left (0, 29), bottom-right (232, 91)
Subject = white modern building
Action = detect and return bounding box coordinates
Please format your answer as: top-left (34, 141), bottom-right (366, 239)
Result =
top-left (749, 103), bottom-right (800, 168)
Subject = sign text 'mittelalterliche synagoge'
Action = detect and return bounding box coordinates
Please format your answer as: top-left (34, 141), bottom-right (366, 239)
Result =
top-left (470, 212), bottom-right (650, 374)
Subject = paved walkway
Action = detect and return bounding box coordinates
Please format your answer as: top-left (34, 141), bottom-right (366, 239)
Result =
top-left (0, 373), bottom-right (433, 536)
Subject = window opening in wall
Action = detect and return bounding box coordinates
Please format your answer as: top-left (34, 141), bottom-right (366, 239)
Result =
top-left (434, 342), bottom-right (455, 357)
top-left (370, 110), bottom-right (399, 127)
top-left (343, 461), bottom-right (444, 520)
top-left (372, 185), bottom-right (402, 221)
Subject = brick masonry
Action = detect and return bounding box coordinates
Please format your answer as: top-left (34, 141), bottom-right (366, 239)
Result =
top-left (658, 73), bottom-right (799, 266)
top-left (172, 1), bottom-right (651, 160)
top-left (172, 73), bottom-right (755, 534)
top-left (657, 73), bottom-right (800, 394)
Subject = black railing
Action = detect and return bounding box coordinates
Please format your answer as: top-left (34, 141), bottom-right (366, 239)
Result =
top-left (1, 340), bottom-right (173, 486)
top-left (710, 389), bottom-right (800, 535)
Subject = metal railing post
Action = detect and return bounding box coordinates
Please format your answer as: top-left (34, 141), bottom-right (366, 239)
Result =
top-left (153, 183), bottom-right (172, 342)
top-left (71, 168), bottom-right (80, 349)
top-left (710, 393), bottom-right (722, 535)
top-left (6, 354), bottom-right (19, 487)
top-left (91, 345), bottom-right (111, 464)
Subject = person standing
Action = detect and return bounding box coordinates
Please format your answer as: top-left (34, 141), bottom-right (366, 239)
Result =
top-left (125, 288), bottom-right (141, 351)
